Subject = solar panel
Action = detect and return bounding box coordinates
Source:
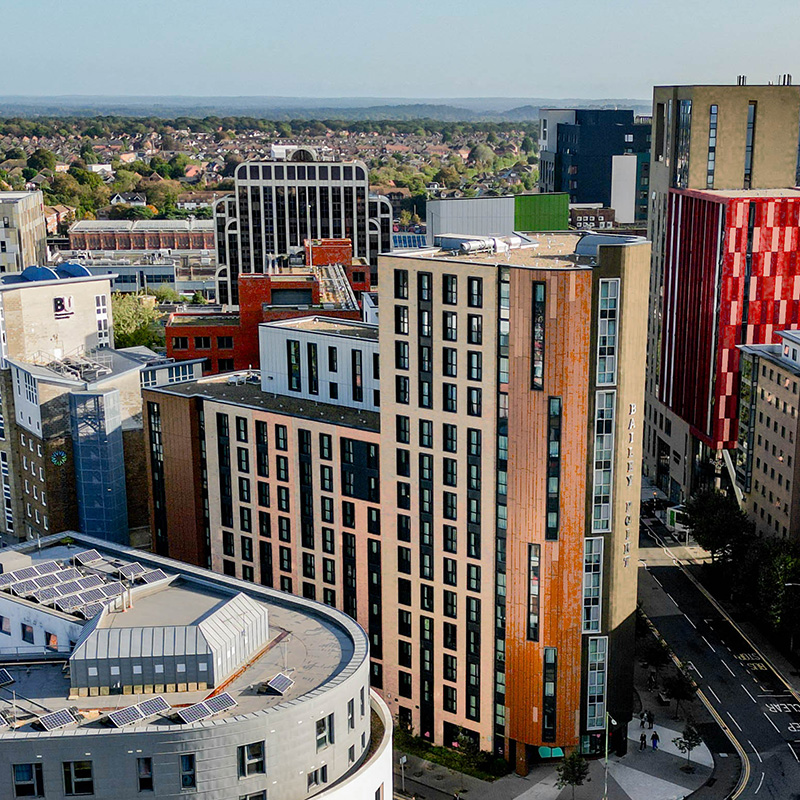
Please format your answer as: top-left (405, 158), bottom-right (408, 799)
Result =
top-left (0, 668), bottom-right (14, 688)
top-left (9, 567), bottom-right (38, 582)
top-left (34, 573), bottom-right (61, 588)
top-left (205, 692), bottom-right (237, 714)
top-left (107, 705), bottom-right (144, 727)
top-left (74, 549), bottom-right (103, 565)
top-left (266, 672), bottom-right (295, 695)
top-left (55, 568), bottom-right (82, 582)
top-left (177, 702), bottom-right (211, 724)
top-left (141, 569), bottom-right (169, 584)
top-left (57, 580), bottom-right (83, 596)
top-left (137, 696), bottom-right (170, 717)
top-left (101, 582), bottom-right (125, 597)
top-left (12, 579), bottom-right (38, 595)
top-left (34, 560), bottom-right (61, 575)
top-left (78, 575), bottom-right (103, 589)
top-left (78, 588), bottom-right (105, 603)
top-left (80, 603), bottom-right (105, 619)
top-left (33, 586), bottom-right (61, 603)
top-left (38, 708), bottom-right (77, 731)
top-left (56, 596), bottom-right (83, 612)
top-left (118, 562), bottom-right (145, 579)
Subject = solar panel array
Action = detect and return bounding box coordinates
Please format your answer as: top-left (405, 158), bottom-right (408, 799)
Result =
top-left (266, 672), bottom-right (294, 695)
top-left (138, 696), bottom-right (170, 717)
top-left (118, 562), bottom-right (145, 579)
top-left (0, 668), bottom-right (14, 688)
top-left (141, 569), bottom-right (169, 584)
top-left (38, 708), bottom-right (77, 731)
top-left (108, 705), bottom-right (144, 727)
top-left (73, 549), bottom-right (103, 565)
top-left (177, 692), bottom-right (238, 724)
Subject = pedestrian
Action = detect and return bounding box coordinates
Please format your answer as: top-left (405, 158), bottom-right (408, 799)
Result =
top-left (647, 710), bottom-right (654, 729)
top-left (639, 732), bottom-right (647, 751)
top-left (651, 731), bottom-right (660, 751)
top-left (640, 710), bottom-right (646, 728)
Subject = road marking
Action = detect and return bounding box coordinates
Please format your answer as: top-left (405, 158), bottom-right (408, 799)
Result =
top-left (741, 684), bottom-right (757, 704)
top-left (708, 685), bottom-right (721, 703)
top-left (788, 743), bottom-right (800, 763)
top-left (688, 661), bottom-right (703, 678)
top-left (754, 772), bottom-right (764, 794)
top-left (763, 713), bottom-right (780, 733)
top-left (747, 740), bottom-right (762, 762)
top-left (727, 711), bottom-right (743, 732)
top-left (702, 635), bottom-right (717, 653)
top-left (683, 613), bottom-right (697, 629)
top-left (665, 591), bottom-right (678, 606)
top-left (722, 660), bottom-right (736, 676)
top-left (651, 574), bottom-right (663, 587)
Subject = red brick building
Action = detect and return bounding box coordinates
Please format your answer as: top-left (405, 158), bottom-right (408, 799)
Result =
top-left (68, 219), bottom-right (215, 251)
top-left (167, 267), bottom-right (362, 374)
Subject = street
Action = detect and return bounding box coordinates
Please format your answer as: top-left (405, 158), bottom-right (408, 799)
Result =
top-left (639, 523), bottom-right (800, 799)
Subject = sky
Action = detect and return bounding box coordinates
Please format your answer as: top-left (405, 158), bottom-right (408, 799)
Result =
top-left (5, 0), bottom-right (800, 100)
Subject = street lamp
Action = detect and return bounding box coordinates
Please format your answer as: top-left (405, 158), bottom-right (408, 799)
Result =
top-left (604, 711), bottom-right (617, 800)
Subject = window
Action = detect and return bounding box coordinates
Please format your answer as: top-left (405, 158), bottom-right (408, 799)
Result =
top-left (307, 766), bottom-right (328, 790)
top-left (744, 101), bottom-right (756, 189)
top-left (542, 648), bottom-right (558, 741)
top-left (597, 279), bottom-right (619, 384)
top-left (443, 274), bottom-right (458, 305)
top-left (217, 336), bottom-right (234, 349)
top-left (172, 336), bottom-right (188, 350)
top-left (319, 433), bottom-right (332, 460)
top-left (218, 358), bottom-right (234, 372)
top-left (13, 763), bottom-right (44, 798)
top-left (307, 342), bottom-right (319, 395)
top-left (316, 713), bottom-right (335, 750)
top-left (467, 388), bottom-right (482, 417)
top-left (21, 624), bottom-right (33, 644)
top-left (444, 558), bottom-right (457, 586)
top-left (444, 685), bottom-right (457, 713)
top-left (237, 741), bottom-right (266, 777)
top-left (546, 397), bottom-right (562, 539)
top-left (443, 347), bottom-right (457, 377)
top-left (194, 336), bottom-right (211, 350)
top-left (275, 425), bottom-right (287, 450)
top-left (443, 423), bottom-right (457, 453)
top-left (467, 564), bottom-right (481, 592)
top-left (287, 340), bottom-right (301, 391)
top-left (419, 308), bottom-right (432, 337)
top-left (467, 351), bottom-right (482, 381)
top-left (468, 276), bottom-right (483, 308)
top-left (395, 341), bottom-right (409, 370)
top-left (419, 344), bottom-right (432, 373)
top-left (396, 376), bottom-right (409, 404)
top-left (531, 281), bottom-right (545, 389)
top-left (352, 349), bottom-right (363, 402)
top-left (443, 383), bottom-right (457, 413)
top-left (527, 544), bottom-right (540, 640)
top-left (419, 419), bottom-right (433, 448)
top-left (587, 637), bottom-right (608, 730)
top-left (592, 391), bottom-right (615, 532)
top-left (443, 621), bottom-right (457, 650)
top-left (443, 311), bottom-right (457, 341)
top-left (44, 630), bottom-right (58, 651)
top-left (394, 269), bottom-right (409, 299)
top-left (399, 671), bottom-right (413, 698)
top-left (136, 758), bottom-right (153, 793)
top-left (468, 314), bottom-right (482, 345)
top-left (706, 104), bottom-right (718, 188)
top-left (63, 761), bottom-right (94, 796)
top-left (395, 306), bottom-right (409, 335)
top-left (443, 491), bottom-right (457, 520)
top-left (396, 415), bottom-right (410, 444)
top-left (418, 272), bottom-right (432, 301)
top-left (583, 538), bottom-right (603, 632)
top-left (328, 346), bottom-right (338, 372)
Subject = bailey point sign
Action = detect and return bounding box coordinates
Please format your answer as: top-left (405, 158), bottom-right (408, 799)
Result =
top-left (623, 402), bottom-right (637, 568)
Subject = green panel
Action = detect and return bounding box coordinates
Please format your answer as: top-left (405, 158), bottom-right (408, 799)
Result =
top-left (514, 193), bottom-right (569, 232)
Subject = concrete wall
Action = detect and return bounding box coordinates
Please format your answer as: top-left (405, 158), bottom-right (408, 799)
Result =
top-left (426, 196), bottom-right (515, 242)
top-left (0, 592), bottom-right (83, 656)
top-left (610, 155), bottom-right (638, 224)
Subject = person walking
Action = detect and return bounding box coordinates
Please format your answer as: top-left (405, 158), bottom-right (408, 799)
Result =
top-left (647, 710), bottom-right (654, 729)
top-left (651, 731), bottom-right (660, 751)
top-left (640, 711), bottom-right (646, 728)
top-left (639, 732), bottom-right (647, 751)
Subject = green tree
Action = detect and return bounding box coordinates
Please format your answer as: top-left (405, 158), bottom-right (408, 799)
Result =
top-left (398, 209), bottom-right (412, 227)
top-left (672, 722), bottom-right (703, 770)
top-left (27, 148), bottom-right (56, 172)
top-left (152, 285), bottom-right (182, 303)
top-left (556, 751), bottom-right (589, 800)
top-left (682, 490), bottom-right (754, 564)
top-left (190, 291), bottom-right (208, 305)
top-left (111, 294), bottom-right (164, 349)
top-left (663, 669), bottom-right (697, 718)
top-left (4, 147), bottom-right (24, 161)
top-left (521, 135), bottom-right (535, 153)
top-left (640, 636), bottom-right (671, 679)
top-left (468, 143), bottom-right (495, 166)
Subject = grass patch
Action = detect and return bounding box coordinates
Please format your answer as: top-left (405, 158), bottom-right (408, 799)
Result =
top-left (394, 726), bottom-right (511, 781)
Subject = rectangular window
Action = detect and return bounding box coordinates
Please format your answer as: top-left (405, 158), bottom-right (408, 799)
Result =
top-left (194, 336), bottom-right (210, 350)
top-left (527, 543), bottom-right (540, 641)
top-left (531, 282), bottom-right (545, 389)
top-left (443, 685), bottom-right (457, 713)
top-left (706, 104), bottom-right (718, 188)
top-left (443, 383), bottom-right (457, 413)
top-left (592, 391), bottom-right (615, 532)
top-left (237, 741), bottom-right (266, 777)
top-left (328, 346), bottom-right (338, 372)
top-left (307, 342), bottom-right (319, 395)
top-left (396, 415), bottom-right (410, 443)
top-left (467, 351), bottom-right (482, 381)
top-left (21, 624), bottom-right (33, 644)
top-left (13, 763), bottom-right (44, 798)
top-left (275, 425), bottom-right (287, 450)
top-left (587, 636), bottom-right (608, 730)
top-left (597, 279), bottom-right (619, 384)
top-left (395, 306), bottom-right (409, 335)
top-left (542, 648), bottom-right (557, 742)
top-left (352, 349), bottom-right (363, 402)
top-left (394, 269), bottom-right (408, 299)
top-left (63, 761), bottom-right (94, 796)
top-left (744, 101), bottom-right (756, 189)
top-left (443, 311), bottom-right (457, 341)
top-left (583, 537), bottom-right (603, 633)
top-left (443, 347), bottom-right (457, 378)
top-left (468, 314), bottom-right (482, 345)
top-left (395, 341), bottom-right (409, 370)
top-left (443, 423), bottom-right (457, 453)
top-left (419, 308), bottom-right (432, 338)
top-left (443, 491), bottom-right (457, 520)
top-left (467, 564), bottom-right (481, 592)
top-left (286, 340), bottom-right (301, 391)
top-left (443, 274), bottom-right (458, 305)
top-left (418, 272), bottom-right (432, 301)
top-left (419, 420), bottom-right (433, 448)
top-left (468, 276), bottom-right (483, 308)
top-left (316, 713), bottom-right (335, 751)
top-left (467, 387), bottom-right (482, 417)
top-left (546, 397), bottom-right (562, 540)
top-left (419, 344), bottom-right (432, 373)
top-left (395, 376), bottom-right (409, 404)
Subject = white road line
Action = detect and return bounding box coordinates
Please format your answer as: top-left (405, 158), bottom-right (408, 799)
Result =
top-left (651, 574), bottom-right (663, 587)
top-left (741, 684), bottom-right (757, 704)
top-left (689, 662), bottom-right (704, 678)
top-left (683, 613), bottom-right (697, 629)
top-left (665, 591), bottom-right (679, 606)
top-left (788, 743), bottom-right (800, 763)
top-left (722, 660), bottom-right (736, 676)
top-left (748, 740), bottom-right (763, 762)
top-left (755, 771), bottom-right (764, 794)
top-left (708, 685), bottom-right (721, 703)
top-left (727, 711), bottom-right (743, 732)
top-left (702, 636), bottom-right (717, 653)
top-left (763, 713), bottom-right (780, 733)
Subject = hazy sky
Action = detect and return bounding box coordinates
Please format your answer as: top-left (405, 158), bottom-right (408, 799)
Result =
top-left (5, 0), bottom-right (800, 99)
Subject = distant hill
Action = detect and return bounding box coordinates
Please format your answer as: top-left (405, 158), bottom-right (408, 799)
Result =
top-left (0, 95), bottom-right (652, 121)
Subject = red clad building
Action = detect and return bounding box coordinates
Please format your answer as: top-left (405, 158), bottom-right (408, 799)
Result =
top-left (167, 264), bottom-right (362, 374)
top-left (659, 188), bottom-right (800, 449)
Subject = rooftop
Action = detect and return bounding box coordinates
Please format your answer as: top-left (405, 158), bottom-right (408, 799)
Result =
top-left (69, 219), bottom-right (214, 232)
top-left (688, 187), bottom-right (800, 200)
top-left (0, 190), bottom-right (42, 202)
top-left (262, 316), bottom-right (378, 341)
top-left (145, 371), bottom-right (379, 431)
top-left (0, 535), bottom-right (365, 736)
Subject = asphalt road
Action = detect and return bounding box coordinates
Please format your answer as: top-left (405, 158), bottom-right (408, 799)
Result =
top-left (639, 523), bottom-right (800, 799)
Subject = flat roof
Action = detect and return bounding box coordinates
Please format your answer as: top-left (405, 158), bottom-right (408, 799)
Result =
top-left (0, 534), bottom-right (364, 735)
top-left (691, 188), bottom-right (800, 199)
top-left (0, 191), bottom-right (41, 202)
top-left (147, 371), bottom-right (379, 431)
top-left (70, 219), bottom-right (214, 232)
top-left (263, 316), bottom-right (378, 341)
